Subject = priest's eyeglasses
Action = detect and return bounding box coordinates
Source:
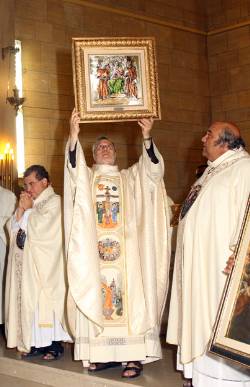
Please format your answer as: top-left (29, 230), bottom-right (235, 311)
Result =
top-left (96, 144), bottom-right (114, 151)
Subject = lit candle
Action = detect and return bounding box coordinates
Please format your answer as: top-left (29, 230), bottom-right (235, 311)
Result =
top-left (3, 150), bottom-right (7, 188)
top-left (1, 144), bottom-right (14, 190)
top-left (4, 144), bottom-right (10, 189)
top-left (0, 155), bottom-right (3, 186)
top-left (10, 149), bottom-right (14, 191)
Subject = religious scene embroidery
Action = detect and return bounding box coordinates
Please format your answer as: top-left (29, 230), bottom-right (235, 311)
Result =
top-left (94, 174), bottom-right (127, 325)
top-left (98, 236), bottom-right (121, 261)
top-left (101, 268), bottom-right (123, 320)
top-left (96, 183), bottom-right (120, 228)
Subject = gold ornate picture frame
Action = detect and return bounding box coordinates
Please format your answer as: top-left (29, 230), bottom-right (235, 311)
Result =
top-left (72, 37), bottom-right (161, 122)
top-left (209, 194), bottom-right (250, 367)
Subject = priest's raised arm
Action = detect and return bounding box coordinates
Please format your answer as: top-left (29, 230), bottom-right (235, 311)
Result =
top-left (64, 110), bottom-right (171, 378)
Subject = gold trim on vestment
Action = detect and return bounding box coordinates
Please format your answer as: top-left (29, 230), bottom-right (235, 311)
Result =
top-left (92, 172), bottom-right (128, 327)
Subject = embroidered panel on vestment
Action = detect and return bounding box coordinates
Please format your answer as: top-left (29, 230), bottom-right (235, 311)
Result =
top-left (93, 174), bottom-right (127, 326)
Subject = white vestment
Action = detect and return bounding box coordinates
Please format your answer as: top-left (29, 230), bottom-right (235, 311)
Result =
top-left (64, 140), bottom-right (171, 364)
top-left (5, 186), bottom-right (70, 352)
top-left (0, 187), bottom-right (16, 324)
top-left (167, 148), bottom-right (250, 386)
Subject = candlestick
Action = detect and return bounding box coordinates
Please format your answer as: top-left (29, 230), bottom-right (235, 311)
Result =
top-left (0, 156), bottom-right (3, 186)
top-left (0, 143), bottom-right (15, 191)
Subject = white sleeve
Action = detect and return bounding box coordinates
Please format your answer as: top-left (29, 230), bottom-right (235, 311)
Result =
top-left (12, 209), bottom-right (33, 232)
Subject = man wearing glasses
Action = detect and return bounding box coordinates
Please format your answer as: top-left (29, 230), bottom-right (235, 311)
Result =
top-left (64, 109), bottom-right (171, 378)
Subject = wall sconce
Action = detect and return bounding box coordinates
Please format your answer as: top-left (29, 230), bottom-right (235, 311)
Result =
top-left (1, 40), bottom-right (25, 177)
top-left (2, 45), bottom-right (19, 59)
top-left (0, 143), bottom-right (14, 191)
top-left (2, 42), bottom-right (26, 114)
top-left (6, 86), bottom-right (25, 114)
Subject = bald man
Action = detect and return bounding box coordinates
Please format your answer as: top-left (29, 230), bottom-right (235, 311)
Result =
top-left (167, 122), bottom-right (250, 387)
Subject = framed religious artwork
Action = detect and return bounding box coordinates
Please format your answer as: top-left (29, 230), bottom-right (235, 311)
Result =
top-left (72, 37), bottom-right (161, 122)
top-left (209, 194), bottom-right (250, 367)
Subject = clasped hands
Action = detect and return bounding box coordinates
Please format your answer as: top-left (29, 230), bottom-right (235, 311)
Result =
top-left (15, 191), bottom-right (33, 221)
top-left (18, 191), bottom-right (33, 211)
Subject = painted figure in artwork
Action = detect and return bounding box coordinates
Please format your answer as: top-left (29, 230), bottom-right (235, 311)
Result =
top-left (125, 57), bottom-right (138, 98)
top-left (109, 62), bottom-right (125, 96)
top-left (91, 55), bottom-right (143, 106)
top-left (97, 65), bottom-right (110, 100)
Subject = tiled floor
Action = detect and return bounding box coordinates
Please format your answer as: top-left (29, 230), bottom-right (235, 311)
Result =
top-left (0, 374), bottom-right (54, 387)
top-left (0, 331), bottom-right (184, 387)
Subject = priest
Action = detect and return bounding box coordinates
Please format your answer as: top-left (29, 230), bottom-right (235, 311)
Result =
top-left (167, 121), bottom-right (250, 387)
top-left (5, 165), bottom-right (70, 360)
top-left (64, 109), bottom-right (171, 378)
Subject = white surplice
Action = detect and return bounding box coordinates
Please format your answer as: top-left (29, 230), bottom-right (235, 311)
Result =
top-left (64, 140), bottom-right (172, 364)
top-left (5, 186), bottom-right (70, 352)
top-left (0, 186), bottom-right (16, 324)
top-left (167, 148), bottom-right (250, 386)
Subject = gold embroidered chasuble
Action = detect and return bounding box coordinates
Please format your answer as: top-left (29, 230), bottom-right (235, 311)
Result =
top-left (167, 149), bottom-right (250, 365)
top-left (64, 140), bottom-right (171, 363)
top-left (5, 186), bottom-right (68, 352)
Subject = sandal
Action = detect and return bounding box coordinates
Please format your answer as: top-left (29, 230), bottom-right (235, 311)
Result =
top-left (183, 379), bottom-right (193, 387)
top-left (122, 361), bottom-right (143, 378)
top-left (22, 347), bottom-right (44, 359)
top-left (42, 349), bottom-right (63, 361)
top-left (88, 362), bottom-right (121, 373)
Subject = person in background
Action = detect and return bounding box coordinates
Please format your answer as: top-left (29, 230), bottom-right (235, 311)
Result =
top-left (0, 186), bottom-right (16, 331)
top-left (5, 165), bottom-right (71, 360)
top-left (167, 121), bottom-right (250, 387)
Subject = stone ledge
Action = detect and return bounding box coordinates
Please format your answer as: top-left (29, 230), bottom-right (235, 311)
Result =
top-left (0, 356), bottom-right (141, 387)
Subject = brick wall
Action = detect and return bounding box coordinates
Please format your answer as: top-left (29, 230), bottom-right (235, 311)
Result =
top-left (207, 3), bottom-right (250, 148)
top-left (13, 0), bottom-right (209, 201)
top-left (207, 0), bottom-right (250, 30)
top-left (3, 1), bottom-right (249, 199)
top-left (0, 0), bottom-right (15, 155)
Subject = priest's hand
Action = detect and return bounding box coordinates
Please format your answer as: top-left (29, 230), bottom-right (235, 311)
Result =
top-left (70, 108), bottom-right (81, 150)
top-left (138, 117), bottom-right (154, 140)
top-left (223, 254), bottom-right (235, 275)
top-left (19, 191), bottom-right (33, 210)
top-left (16, 192), bottom-right (33, 220)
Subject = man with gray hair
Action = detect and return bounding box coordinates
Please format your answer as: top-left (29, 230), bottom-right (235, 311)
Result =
top-left (167, 121), bottom-right (250, 387)
top-left (64, 109), bottom-right (171, 378)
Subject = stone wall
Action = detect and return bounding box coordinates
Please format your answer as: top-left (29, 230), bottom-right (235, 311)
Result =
top-left (207, 1), bottom-right (250, 147)
top-left (2, 1), bottom-right (249, 199)
top-left (0, 0), bottom-right (15, 154)
top-left (14, 0), bottom-right (209, 200)
top-left (207, 0), bottom-right (250, 30)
